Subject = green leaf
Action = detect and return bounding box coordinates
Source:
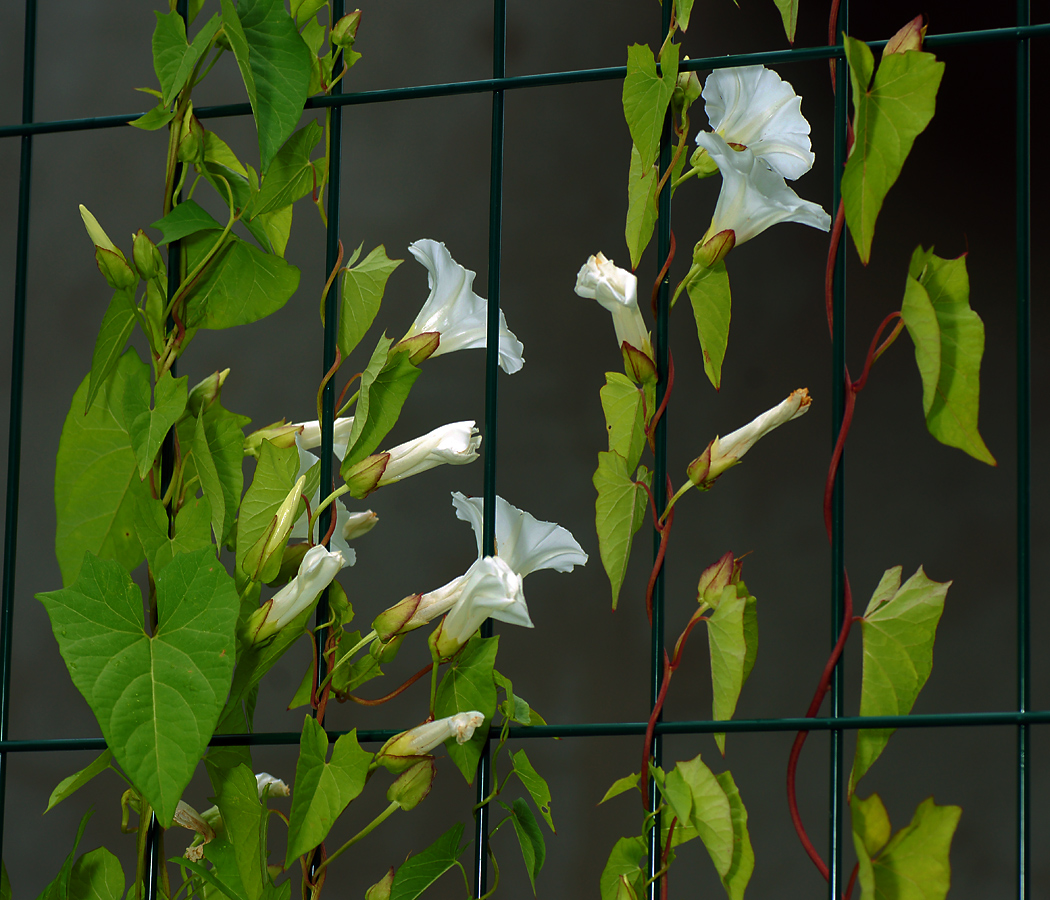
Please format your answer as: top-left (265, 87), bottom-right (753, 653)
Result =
top-left (686, 261), bottom-right (731, 391)
top-left (46, 750), bottom-right (113, 813)
top-left (175, 857), bottom-right (240, 900)
top-left (622, 43), bottom-right (679, 171)
top-left (707, 585), bottom-right (747, 755)
top-left (593, 452), bottom-right (651, 609)
top-left (1, 862), bottom-right (8, 900)
top-left (341, 339), bottom-right (422, 470)
top-left (203, 130), bottom-right (249, 177)
top-left (600, 373), bottom-right (645, 473)
top-left (37, 549), bottom-right (239, 825)
top-left (235, 439), bottom-right (299, 588)
top-left (130, 104), bottom-right (177, 131)
top-left (599, 773), bottom-right (640, 804)
top-left (292, 0), bottom-right (327, 28)
top-left (338, 246), bottom-right (403, 359)
top-left (434, 635), bottom-right (498, 783)
top-left (252, 121), bottom-right (324, 215)
top-left (68, 847), bottom-right (125, 900)
top-left (182, 230), bottom-right (300, 330)
top-left (741, 587), bottom-right (758, 685)
top-left (152, 200), bottom-right (224, 245)
top-left (900, 248), bottom-right (995, 465)
top-left (221, 0), bottom-right (313, 172)
top-left (256, 204), bottom-right (293, 256)
top-left (675, 0), bottom-right (695, 31)
top-left (85, 287), bottom-right (137, 414)
top-left (509, 798), bottom-right (545, 893)
top-left (772, 0), bottom-right (798, 42)
top-left (180, 398), bottom-right (248, 546)
top-left (714, 771), bottom-right (754, 900)
top-left (625, 144), bottom-right (658, 269)
top-left (389, 823), bottom-right (468, 900)
top-left (665, 754), bottom-right (734, 878)
top-left (125, 371), bottom-right (188, 479)
top-left (35, 809), bottom-right (92, 900)
top-left (852, 794), bottom-right (961, 900)
top-left (285, 718), bottom-right (372, 864)
top-left (599, 836), bottom-right (646, 900)
top-left (146, 496), bottom-right (214, 574)
top-left (152, 11), bottom-right (220, 106)
top-left (841, 38), bottom-right (944, 264)
top-left (215, 765), bottom-right (267, 900)
top-left (849, 566), bottom-right (950, 795)
top-left (511, 749), bottom-right (554, 832)
top-left (56, 351), bottom-right (153, 584)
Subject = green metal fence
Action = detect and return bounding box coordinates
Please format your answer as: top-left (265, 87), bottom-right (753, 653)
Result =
top-left (1, 0), bottom-right (1046, 897)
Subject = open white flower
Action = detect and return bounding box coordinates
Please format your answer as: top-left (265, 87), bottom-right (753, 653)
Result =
top-left (377, 421), bottom-right (481, 486)
top-left (701, 65), bottom-right (815, 180)
top-left (694, 132), bottom-right (830, 248)
top-left (403, 239), bottom-right (524, 374)
top-left (436, 556), bottom-right (530, 654)
top-left (574, 253), bottom-right (652, 358)
top-left (247, 545), bottom-right (346, 643)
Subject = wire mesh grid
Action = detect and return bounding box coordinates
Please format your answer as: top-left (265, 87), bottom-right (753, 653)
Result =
top-left (0, 0), bottom-right (1046, 897)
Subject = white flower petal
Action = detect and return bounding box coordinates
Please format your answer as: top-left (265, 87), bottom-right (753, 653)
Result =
top-left (702, 65), bottom-right (814, 180)
top-left (406, 240), bottom-right (525, 374)
top-left (574, 252), bottom-right (652, 356)
top-left (440, 556), bottom-right (531, 646)
top-left (695, 132), bottom-right (830, 246)
top-left (378, 421), bottom-right (481, 485)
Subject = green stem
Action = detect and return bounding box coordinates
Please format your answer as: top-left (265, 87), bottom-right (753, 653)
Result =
top-left (659, 481), bottom-right (694, 525)
top-left (312, 801), bottom-right (399, 877)
top-left (334, 387), bottom-right (360, 419)
top-left (316, 628), bottom-right (377, 692)
top-left (309, 482), bottom-right (351, 538)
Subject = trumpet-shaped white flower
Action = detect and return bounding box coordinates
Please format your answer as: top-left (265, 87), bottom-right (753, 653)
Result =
top-left (694, 132), bottom-right (830, 248)
top-left (377, 421), bottom-right (481, 486)
top-left (451, 492), bottom-right (588, 577)
top-left (574, 253), bottom-right (652, 358)
top-left (701, 65), bottom-right (815, 180)
top-left (436, 556), bottom-right (530, 654)
top-left (404, 239), bottom-right (525, 374)
top-left (247, 545), bottom-right (346, 643)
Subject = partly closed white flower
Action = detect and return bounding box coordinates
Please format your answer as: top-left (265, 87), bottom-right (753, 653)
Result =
top-left (701, 65), bottom-right (815, 180)
top-left (451, 492), bottom-right (588, 577)
top-left (688, 388), bottom-right (812, 486)
top-left (289, 436), bottom-right (357, 565)
top-left (574, 253), bottom-right (652, 358)
top-left (293, 416), bottom-right (356, 460)
top-left (377, 421), bottom-right (481, 486)
top-left (341, 509), bottom-right (378, 542)
top-left (694, 132), bottom-right (830, 249)
top-left (403, 239), bottom-right (525, 374)
top-left (376, 711), bottom-right (486, 770)
top-left (247, 545), bottom-right (347, 643)
top-left (255, 772), bottom-right (290, 799)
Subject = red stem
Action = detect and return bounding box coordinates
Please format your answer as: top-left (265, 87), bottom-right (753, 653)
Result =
top-left (660, 817), bottom-right (678, 900)
top-left (647, 350), bottom-right (675, 440)
top-left (650, 230), bottom-right (677, 321)
top-left (340, 663), bottom-right (433, 706)
top-left (825, 199), bottom-right (846, 337)
top-left (644, 478), bottom-right (675, 625)
top-left (853, 311), bottom-right (902, 392)
top-left (844, 862), bottom-right (860, 900)
top-left (640, 651), bottom-right (672, 804)
top-left (823, 378), bottom-right (856, 540)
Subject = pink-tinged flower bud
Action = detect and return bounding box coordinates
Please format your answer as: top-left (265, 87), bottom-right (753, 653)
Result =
top-left (132, 229), bottom-right (165, 281)
top-left (186, 369), bottom-right (229, 417)
top-left (392, 330), bottom-right (440, 365)
top-left (375, 711), bottom-right (485, 772)
top-left (342, 510), bottom-right (378, 542)
top-left (621, 342), bottom-right (656, 386)
top-left (342, 452), bottom-right (390, 499)
top-left (246, 545), bottom-right (347, 643)
top-left (95, 246), bottom-right (138, 290)
top-left (574, 253), bottom-right (653, 359)
top-left (693, 229), bottom-right (735, 269)
top-left (884, 15), bottom-right (926, 55)
top-left (255, 772), bottom-right (290, 799)
top-left (688, 388), bottom-right (812, 487)
top-left (377, 421), bottom-right (481, 487)
top-left (241, 475), bottom-right (306, 583)
top-left (697, 551), bottom-right (735, 606)
top-left (331, 10), bottom-right (361, 47)
top-left (365, 869), bottom-right (394, 900)
top-left (386, 759), bottom-right (435, 810)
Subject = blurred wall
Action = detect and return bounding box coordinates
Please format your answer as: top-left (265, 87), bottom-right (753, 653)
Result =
top-left (0, 0), bottom-right (1047, 897)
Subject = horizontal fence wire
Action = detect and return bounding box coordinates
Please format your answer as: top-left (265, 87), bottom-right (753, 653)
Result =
top-left (0, 3), bottom-right (1043, 897)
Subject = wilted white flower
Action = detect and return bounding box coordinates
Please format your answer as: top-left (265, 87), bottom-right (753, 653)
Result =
top-left (255, 772), bottom-right (290, 799)
top-left (574, 252), bottom-right (652, 358)
top-left (247, 545), bottom-right (347, 643)
top-left (701, 65), bottom-right (815, 180)
top-left (173, 801), bottom-right (215, 843)
top-left (403, 239), bottom-right (525, 374)
top-left (377, 421), bottom-right (481, 486)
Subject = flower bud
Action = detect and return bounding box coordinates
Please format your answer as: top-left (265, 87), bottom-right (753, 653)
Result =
top-left (392, 331), bottom-right (440, 366)
top-left (371, 631), bottom-right (404, 663)
top-left (386, 758), bottom-right (435, 811)
top-left (187, 369), bottom-right (230, 418)
top-left (693, 230), bottom-right (735, 269)
top-left (615, 875), bottom-right (640, 900)
top-left (132, 229), bottom-right (164, 282)
top-left (688, 146), bottom-right (721, 179)
top-left (255, 772), bottom-right (290, 799)
top-left (372, 592), bottom-right (426, 642)
top-left (342, 452), bottom-right (389, 499)
top-left (375, 711), bottom-right (485, 772)
top-left (95, 246), bottom-right (138, 290)
top-left (621, 342), bottom-right (657, 386)
top-left (672, 66), bottom-right (703, 117)
top-left (177, 112), bottom-right (205, 165)
top-left (365, 869), bottom-right (394, 900)
top-left (331, 10), bottom-right (362, 47)
top-left (884, 15), bottom-right (926, 56)
top-left (241, 475), bottom-right (306, 583)
top-left (246, 545), bottom-right (346, 644)
top-left (79, 204), bottom-right (123, 257)
top-left (697, 551), bottom-right (735, 606)
top-left (342, 509), bottom-right (378, 542)
top-left (243, 420), bottom-right (302, 458)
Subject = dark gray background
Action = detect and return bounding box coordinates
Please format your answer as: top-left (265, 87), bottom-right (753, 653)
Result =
top-left (0, 0), bottom-right (1047, 896)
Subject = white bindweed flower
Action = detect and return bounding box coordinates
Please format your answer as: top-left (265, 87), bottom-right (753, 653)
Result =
top-left (376, 711), bottom-right (486, 771)
top-left (293, 416), bottom-right (356, 460)
top-left (436, 556), bottom-right (530, 655)
top-left (701, 65), bottom-right (815, 180)
top-left (574, 253), bottom-right (652, 358)
top-left (694, 132), bottom-right (830, 249)
top-left (402, 239), bottom-right (525, 374)
top-left (247, 545), bottom-right (347, 643)
top-left (255, 772), bottom-right (290, 799)
top-left (377, 421), bottom-right (481, 486)
top-left (341, 509), bottom-right (378, 542)
top-left (688, 388), bottom-right (812, 486)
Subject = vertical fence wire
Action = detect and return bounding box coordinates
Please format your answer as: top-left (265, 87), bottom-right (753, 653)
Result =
top-left (1014, 0), bottom-right (1031, 894)
top-left (0, 0), bottom-right (38, 864)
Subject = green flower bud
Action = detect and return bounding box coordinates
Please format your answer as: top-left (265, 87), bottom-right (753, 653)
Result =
top-left (392, 331), bottom-right (440, 366)
top-left (672, 65), bottom-right (702, 118)
top-left (386, 759), bottom-right (435, 811)
top-left (372, 593), bottom-right (424, 643)
top-left (79, 204), bottom-right (122, 257)
top-left (370, 632), bottom-right (404, 663)
top-left (95, 246), bottom-right (138, 290)
top-left (241, 475), bottom-right (306, 583)
top-left (177, 112), bottom-right (205, 165)
top-left (187, 368), bottom-right (230, 417)
top-left (688, 146), bottom-right (721, 179)
top-left (331, 10), bottom-right (361, 48)
top-left (132, 229), bottom-right (164, 281)
top-left (693, 230), bottom-right (735, 269)
top-left (365, 869), bottom-right (394, 900)
top-left (243, 420), bottom-right (301, 458)
top-left (342, 452), bottom-right (389, 499)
